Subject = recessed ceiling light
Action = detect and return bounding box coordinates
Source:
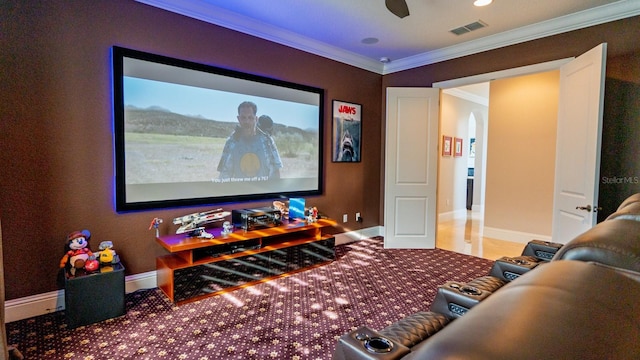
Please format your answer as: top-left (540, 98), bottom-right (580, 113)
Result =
top-left (361, 37), bottom-right (379, 45)
top-left (474, 0), bottom-right (493, 6)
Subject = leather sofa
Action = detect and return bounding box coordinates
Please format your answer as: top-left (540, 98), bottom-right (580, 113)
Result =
top-left (334, 193), bottom-right (640, 360)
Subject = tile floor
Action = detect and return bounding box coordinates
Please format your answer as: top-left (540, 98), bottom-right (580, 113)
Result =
top-left (436, 211), bottom-right (524, 261)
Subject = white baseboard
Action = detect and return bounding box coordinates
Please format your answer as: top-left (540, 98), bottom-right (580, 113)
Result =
top-left (483, 226), bottom-right (552, 245)
top-left (438, 209), bottom-right (469, 222)
top-left (5, 227), bottom-right (381, 323)
top-left (335, 226), bottom-right (382, 245)
top-left (5, 271), bottom-right (158, 324)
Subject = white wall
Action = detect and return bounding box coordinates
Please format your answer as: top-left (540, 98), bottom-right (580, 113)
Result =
top-left (439, 93), bottom-right (488, 218)
top-left (484, 70), bottom-right (559, 240)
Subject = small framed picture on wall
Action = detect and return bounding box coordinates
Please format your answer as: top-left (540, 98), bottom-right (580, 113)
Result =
top-left (454, 137), bottom-right (463, 157)
top-left (442, 135), bottom-right (452, 156)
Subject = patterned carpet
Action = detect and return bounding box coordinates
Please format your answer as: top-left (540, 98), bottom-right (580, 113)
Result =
top-left (6, 238), bottom-right (494, 359)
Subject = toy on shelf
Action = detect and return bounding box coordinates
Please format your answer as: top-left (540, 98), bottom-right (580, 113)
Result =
top-left (172, 208), bottom-right (231, 238)
top-left (273, 200), bottom-right (288, 217)
top-left (148, 217), bottom-right (163, 237)
top-left (60, 230), bottom-right (99, 276)
top-left (221, 221), bottom-right (233, 236)
top-left (307, 207), bottom-right (319, 223)
top-left (97, 241), bottom-right (120, 265)
top-left (189, 228), bottom-right (214, 238)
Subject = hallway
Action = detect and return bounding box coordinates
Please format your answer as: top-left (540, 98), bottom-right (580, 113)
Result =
top-left (436, 211), bottom-right (524, 261)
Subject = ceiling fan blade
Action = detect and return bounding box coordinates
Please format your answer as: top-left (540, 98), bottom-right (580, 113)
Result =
top-left (385, 0), bottom-right (410, 18)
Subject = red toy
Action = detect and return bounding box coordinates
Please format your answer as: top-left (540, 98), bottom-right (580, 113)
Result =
top-left (60, 230), bottom-right (99, 275)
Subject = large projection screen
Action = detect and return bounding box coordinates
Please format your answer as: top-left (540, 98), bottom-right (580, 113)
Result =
top-left (112, 46), bottom-right (324, 211)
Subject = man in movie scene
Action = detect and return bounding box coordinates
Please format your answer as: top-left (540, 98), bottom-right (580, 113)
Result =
top-left (217, 101), bottom-right (283, 180)
top-left (258, 115), bottom-right (274, 135)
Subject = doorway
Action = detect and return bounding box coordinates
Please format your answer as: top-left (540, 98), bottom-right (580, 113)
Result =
top-left (436, 70), bottom-right (563, 258)
top-left (384, 45), bottom-right (606, 252)
top-left (436, 82), bottom-right (499, 258)
top-left (438, 82), bottom-right (489, 217)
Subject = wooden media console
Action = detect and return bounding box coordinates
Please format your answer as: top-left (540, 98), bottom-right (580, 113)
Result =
top-left (156, 218), bottom-right (336, 303)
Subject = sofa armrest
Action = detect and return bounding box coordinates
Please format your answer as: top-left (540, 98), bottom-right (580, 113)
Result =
top-left (333, 326), bottom-right (410, 360)
top-left (378, 311), bottom-right (450, 348)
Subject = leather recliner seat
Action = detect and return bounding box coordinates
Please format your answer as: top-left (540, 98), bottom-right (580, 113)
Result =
top-left (333, 192), bottom-right (640, 359)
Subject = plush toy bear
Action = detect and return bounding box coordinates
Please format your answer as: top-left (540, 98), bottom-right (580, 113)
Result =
top-left (60, 230), bottom-right (99, 275)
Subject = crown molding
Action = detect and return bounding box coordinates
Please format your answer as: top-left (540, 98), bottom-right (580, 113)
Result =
top-left (135, 0), bottom-right (384, 73)
top-left (137, 0), bottom-right (640, 75)
top-left (443, 88), bottom-right (489, 106)
top-left (383, 0), bottom-right (640, 74)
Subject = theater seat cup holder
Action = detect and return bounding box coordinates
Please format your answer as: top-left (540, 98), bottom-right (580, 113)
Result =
top-left (448, 283), bottom-right (482, 296)
top-left (364, 337), bottom-right (394, 353)
top-left (460, 285), bottom-right (482, 296)
top-left (510, 258), bottom-right (530, 265)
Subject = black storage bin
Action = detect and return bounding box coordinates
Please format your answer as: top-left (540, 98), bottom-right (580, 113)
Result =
top-left (64, 263), bottom-right (125, 328)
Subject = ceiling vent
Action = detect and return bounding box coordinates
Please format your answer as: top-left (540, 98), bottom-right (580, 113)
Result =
top-left (450, 20), bottom-right (488, 35)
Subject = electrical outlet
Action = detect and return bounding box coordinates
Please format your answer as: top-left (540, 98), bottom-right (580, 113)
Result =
top-left (356, 212), bottom-right (362, 223)
top-left (343, 214), bottom-right (348, 223)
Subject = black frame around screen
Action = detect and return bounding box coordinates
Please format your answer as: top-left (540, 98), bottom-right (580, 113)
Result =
top-left (112, 46), bottom-right (324, 211)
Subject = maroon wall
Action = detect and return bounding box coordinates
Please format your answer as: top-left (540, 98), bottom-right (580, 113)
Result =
top-left (0, 0), bottom-right (382, 299)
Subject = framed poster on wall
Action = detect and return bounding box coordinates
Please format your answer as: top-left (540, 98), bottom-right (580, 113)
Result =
top-left (332, 100), bottom-right (361, 162)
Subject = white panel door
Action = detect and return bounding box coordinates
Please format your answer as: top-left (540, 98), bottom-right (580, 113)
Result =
top-left (384, 87), bottom-right (440, 248)
top-left (552, 43), bottom-right (607, 243)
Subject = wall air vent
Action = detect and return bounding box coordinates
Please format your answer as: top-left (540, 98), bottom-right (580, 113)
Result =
top-left (450, 20), bottom-right (488, 35)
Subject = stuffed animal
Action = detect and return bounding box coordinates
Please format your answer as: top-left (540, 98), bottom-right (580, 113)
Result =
top-left (60, 230), bottom-right (99, 275)
top-left (97, 241), bottom-right (120, 264)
